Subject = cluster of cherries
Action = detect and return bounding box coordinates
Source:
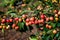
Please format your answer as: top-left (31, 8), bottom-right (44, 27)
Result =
top-left (0, 9), bottom-right (60, 34)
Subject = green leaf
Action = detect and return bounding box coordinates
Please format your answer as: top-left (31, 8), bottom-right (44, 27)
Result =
top-left (47, 30), bottom-right (52, 34)
top-left (21, 10), bottom-right (34, 15)
top-left (2, 29), bottom-right (4, 33)
top-left (30, 38), bottom-right (37, 40)
top-left (33, 1), bottom-right (42, 7)
top-left (55, 32), bottom-right (60, 38)
top-left (50, 22), bottom-right (56, 28)
top-left (46, 36), bottom-right (50, 40)
top-left (29, 37), bottom-right (38, 40)
top-left (10, 13), bottom-right (17, 17)
top-left (17, 22), bottom-right (25, 30)
top-left (57, 23), bottom-right (60, 27)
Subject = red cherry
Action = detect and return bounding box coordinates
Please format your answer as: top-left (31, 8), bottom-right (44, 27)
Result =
top-left (40, 19), bottom-right (44, 23)
top-left (1, 19), bottom-right (5, 23)
top-left (31, 21), bottom-right (35, 24)
top-left (50, 17), bottom-right (54, 21)
top-left (26, 18), bottom-right (30, 22)
top-left (34, 20), bottom-right (38, 24)
top-left (38, 20), bottom-right (41, 23)
top-left (12, 24), bottom-right (16, 28)
top-left (15, 26), bottom-right (19, 30)
top-left (9, 19), bottom-right (13, 22)
top-left (30, 17), bottom-right (35, 21)
top-left (14, 17), bottom-right (19, 21)
top-left (6, 19), bottom-right (10, 22)
top-left (40, 14), bottom-right (45, 19)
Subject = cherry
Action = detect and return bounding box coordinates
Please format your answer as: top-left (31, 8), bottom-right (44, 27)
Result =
top-left (40, 19), bottom-right (44, 23)
top-left (31, 21), bottom-right (35, 24)
top-left (46, 24), bottom-right (49, 28)
top-left (6, 25), bottom-right (10, 30)
top-left (12, 24), bottom-right (16, 28)
top-left (14, 17), bottom-right (19, 21)
top-left (21, 4), bottom-right (26, 7)
top-left (22, 14), bottom-right (27, 19)
top-left (0, 26), bottom-right (2, 29)
top-left (53, 30), bottom-right (57, 34)
top-left (9, 19), bottom-right (13, 22)
top-left (26, 18), bottom-right (30, 22)
top-left (28, 21), bottom-right (32, 25)
top-left (46, 17), bottom-right (49, 22)
top-left (48, 25), bottom-right (52, 29)
top-left (55, 14), bottom-right (58, 17)
top-left (58, 11), bottom-right (60, 15)
top-left (15, 26), bottom-right (19, 30)
top-left (38, 20), bottom-right (41, 23)
top-left (40, 14), bottom-right (45, 19)
top-left (55, 18), bottom-right (58, 21)
top-left (49, 17), bottom-right (54, 21)
top-left (19, 18), bottom-right (22, 22)
top-left (6, 19), bottom-right (10, 22)
top-left (1, 19), bottom-right (5, 23)
top-left (34, 20), bottom-right (38, 24)
top-left (26, 22), bottom-right (29, 26)
top-left (54, 10), bottom-right (58, 13)
top-left (3, 26), bottom-right (6, 29)
top-left (30, 17), bottom-right (35, 21)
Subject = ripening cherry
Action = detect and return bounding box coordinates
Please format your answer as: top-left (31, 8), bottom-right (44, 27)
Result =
top-left (53, 10), bottom-right (58, 13)
top-left (48, 25), bottom-right (52, 29)
top-left (55, 14), bottom-right (58, 17)
top-left (26, 22), bottom-right (29, 26)
top-left (30, 17), bottom-right (35, 21)
top-left (3, 26), bottom-right (6, 29)
top-left (28, 21), bottom-right (32, 25)
top-left (0, 26), bottom-right (2, 29)
top-left (46, 24), bottom-right (49, 28)
top-left (53, 30), bottom-right (57, 34)
top-left (55, 18), bottom-right (58, 21)
top-left (46, 17), bottom-right (49, 22)
top-left (1, 19), bottom-right (5, 23)
top-left (19, 18), bottom-right (22, 22)
top-left (6, 25), bottom-right (10, 30)
top-left (21, 4), bottom-right (26, 7)
top-left (40, 19), bottom-right (44, 23)
top-left (58, 11), bottom-right (60, 15)
top-left (15, 26), bottom-right (19, 30)
top-left (22, 14), bottom-right (27, 19)
top-left (12, 24), bottom-right (16, 28)
top-left (49, 17), bottom-right (54, 21)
